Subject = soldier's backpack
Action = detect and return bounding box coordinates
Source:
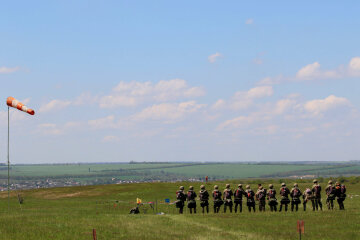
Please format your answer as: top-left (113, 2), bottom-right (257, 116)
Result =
top-left (314, 185), bottom-right (321, 195)
top-left (235, 189), bottom-right (242, 198)
top-left (225, 190), bottom-right (231, 199)
top-left (341, 185), bottom-right (346, 194)
top-left (268, 189), bottom-right (275, 199)
top-left (305, 188), bottom-right (312, 195)
top-left (247, 190), bottom-right (254, 198)
top-left (187, 191), bottom-right (195, 200)
top-left (258, 190), bottom-right (265, 200)
top-left (293, 188), bottom-right (300, 198)
top-left (280, 187), bottom-right (287, 196)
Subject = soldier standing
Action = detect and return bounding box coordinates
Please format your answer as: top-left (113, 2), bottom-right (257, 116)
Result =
top-left (335, 182), bottom-right (346, 210)
top-left (302, 187), bottom-right (315, 211)
top-left (290, 183), bottom-right (302, 211)
top-left (176, 186), bottom-right (187, 214)
top-left (325, 180), bottom-right (336, 210)
top-left (223, 184), bottom-right (233, 213)
top-left (212, 185), bottom-right (223, 213)
top-left (187, 186), bottom-right (197, 214)
top-left (267, 184), bottom-right (278, 212)
top-left (199, 185), bottom-right (209, 214)
top-left (279, 183), bottom-right (290, 212)
top-left (245, 185), bottom-right (256, 212)
top-left (234, 184), bottom-right (245, 213)
top-left (312, 179), bottom-right (322, 211)
top-left (256, 186), bottom-right (266, 212)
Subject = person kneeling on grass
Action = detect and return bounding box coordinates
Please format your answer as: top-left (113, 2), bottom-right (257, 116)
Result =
top-left (187, 186), bottom-right (197, 214)
top-left (245, 185), bottom-right (256, 212)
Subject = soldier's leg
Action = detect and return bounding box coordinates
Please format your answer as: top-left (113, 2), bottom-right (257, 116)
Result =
top-left (240, 202), bottom-right (243, 212)
top-left (330, 200), bottom-right (333, 210)
top-left (234, 202), bottom-right (238, 213)
top-left (285, 204), bottom-right (288, 212)
top-left (315, 199), bottom-right (319, 210)
top-left (274, 205), bottom-right (277, 212)
top-left (189, 208), bottom-right (192, 214)
top-left (279, 204), bottom-right (282, 212)
top-left (296, 203), bottom-right (299, 211)
top-left (179, 206), bottom-right (183, 214)
top-left (253, 203), bottom-right (256, 212)
top-left (202, 206), bottom-right (204, 214)
top-left (194, 206), bottom-right (196, 214)
top-left (318, 199), bottom-right (322, 210)
top-left (326, 199), bottom-right (330, 210)
top-left (213, 204), bottom-right (216, 213)
top-left (230, 203), bottom-right (233, 213)
top-left (206, 205), bottom-right (209, 213)
top-left (311, 200), bottom-right (315, 211)
top-left (291, 202), bottom-right (294, 211)
top-left (303, 201), bottom-right (306, 211)
top-left (224, 204), bottom-right (227, 213)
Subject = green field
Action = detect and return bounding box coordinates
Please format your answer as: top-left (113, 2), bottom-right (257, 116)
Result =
top-left (0, 177), bottom-right (359, 239)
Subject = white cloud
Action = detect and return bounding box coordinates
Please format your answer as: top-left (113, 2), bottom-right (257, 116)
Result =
top-left (217, 115), bottom-right (255, 130)
top-left (208, 52), bottom-right (222, 63)
top-left (88, 115), bottom-right (116, 129)
top-left (296, 62), bottom-right (339, 80)
top-left (304, 95), bottom-right (350, 115)
top-left (245, 19), bottom-right (254, 25)
top-left (102, 135), bottom-right (120, 142)
top-left (38, 123), bottom-right (64, 135)
top-left (99, 95), bottom-right (138, 108)
top-left (274, 99), bottom-right (297, 115)
top-left (39, 100), bottom-right (71, 113)
top-left (0, 66), bottom-right (20, 74)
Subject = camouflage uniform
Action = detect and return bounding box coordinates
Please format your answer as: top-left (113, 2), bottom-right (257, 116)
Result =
top-left (223, 184), bottom-right (233, 213)
top-left (176, 186), bottom-right (187, 214)
top-left (234, 184), bottom-right (245, 213)
top-left (187, 186), bottom-right (197, 214)
top-left (245, 185), bottom-right (256, 212)
top-left (199, 185), bottom-right (209, 214)
top-left (267, 184), bottom-right (278, 212)
top-left (256, 186), bottom-right (266, 212)
top-left (279, 183), bottom-right (290, 212)
top-left (290, 183), bottom-right (302, 212)
top-left (325, 180), bottom-right (336, 210)
top-left (334, 182), bottom-right (346, 210)
top-left (311, 180), bottom-right (322, 211)
top-left (302, 188), bottom-right (315, 211)
top-left (212, 185), bottom-right (223, 213)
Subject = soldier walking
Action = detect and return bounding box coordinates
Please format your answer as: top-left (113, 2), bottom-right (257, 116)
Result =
top-left (187, 186), bottom-right (197, 214)
top-left (234, 184), bottom-right (245, 213)
top-left (335, 182), bottom-right (346, 210)
top-left (290, 183), bottom-right (302, 211)
top-left (176, 186), bottom-right (187, 214)
top-left (302, 187), bottom-right (315, 211)
top-left (223, 184), bottom-right (233, 213)
top-left (245, 185), bottom-right (256, 212)
top-left (325, 180), bottom-right (336, 210)
top-left (267, 184), bottom-right (278, 212)
top-left (212, 185), bottom-right (223, 213)
top-left (279, 183), bottom-right (290, 212)
top-left (256, 186), bottom-right (266, 212)
top-left (312, 179), bottom-right (322, 211)
top-left (199, 185), bottom-right (209, 214)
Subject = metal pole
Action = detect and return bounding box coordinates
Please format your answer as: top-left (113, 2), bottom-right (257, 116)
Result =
top-left (7, 106), bottom-right (10, 211)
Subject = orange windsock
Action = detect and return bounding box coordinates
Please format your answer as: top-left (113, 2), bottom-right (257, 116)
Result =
top-left (6, 97), bottom-right (35, 115)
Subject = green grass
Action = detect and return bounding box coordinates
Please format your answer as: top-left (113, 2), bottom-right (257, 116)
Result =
top-left (0, 179), bottom-right (359, 239)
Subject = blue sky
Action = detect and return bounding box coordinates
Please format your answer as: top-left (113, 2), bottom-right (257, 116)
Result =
top-left (1, 1), bottom-right (360, 163)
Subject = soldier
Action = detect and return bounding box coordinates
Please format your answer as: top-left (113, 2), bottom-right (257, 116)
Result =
top-left (325, 180), bottom-right (336, 210)
top-left (312, 179), bottom-right (322, 211)
top-left (267, 184), bottom-right (278, 212)
top-left (176, 186), bottom-right (187, 214)
top-left (335, 182), bottom-right (346, 210)
top-left (256, 186), bottom-right (266, 212)
top-left (302, 187), bottom-right (315, 211)
top-left (187, 186), bottom-right (197, 214)
top-left (279, 183), bottom-right (290, 212)
top-left (245, 185), bottom-right (256, 212)
top-left (290, 183), bottom-right (302, 211)
top-left (223, 184), bottom-right (233, 213)
top-left (234, 184), bottom-right (245, 213)
top-left (199, 185), bottom-right (209, 214)
top-left (212, 185), bottom-right (223, 213)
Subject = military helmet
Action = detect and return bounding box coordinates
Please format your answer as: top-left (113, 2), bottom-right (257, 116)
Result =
top-left (259, 186), bottom-right (263, 190)
top-left (294, 183), bottom-right (298, 187)
top-left (214, 185), bottom-right (219, 189)
top-left (238, 184), bottom-right (242, 188)
top-left (179, 186), bottom-right (184, 190)
top-left (335, 182), bottom-right (340, 186)
top-left (269, 184), bottom-right (273, 188)
top-left (281, 183), bottom-right (286, 186)
top-left (189, 186), bottom-right (194, 190)
top-left (328, 180), bottom-right (333, 184)
top-left (313, 179), bottom-right (318, 183)
top-left (226, 184), bottom-right (230, 188)
top-left (246, 185), bottom-right (250, 189)
top-left (200, 185), bottom-right (205, 189)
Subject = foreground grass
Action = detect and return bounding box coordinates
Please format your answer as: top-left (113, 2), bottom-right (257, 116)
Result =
top-left (0, 180), bottom-right (359, 239)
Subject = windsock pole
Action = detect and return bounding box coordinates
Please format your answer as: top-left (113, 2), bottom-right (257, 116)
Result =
top-left (7, 106), bottom-right (10, 210)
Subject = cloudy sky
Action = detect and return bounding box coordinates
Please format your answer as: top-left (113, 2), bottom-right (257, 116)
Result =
top-left (1, 1), bottom-right (360, 163)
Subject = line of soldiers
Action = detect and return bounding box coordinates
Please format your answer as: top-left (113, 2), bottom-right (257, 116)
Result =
top-left (175, 179), bottom-right (347, 214)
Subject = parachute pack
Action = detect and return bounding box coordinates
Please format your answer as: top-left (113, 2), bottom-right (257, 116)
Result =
top-left (341, 185), bottom-right (346, 194)
top-left (314, 185), bottom-right (321, 195)
top-left (268, 189), bottom-right (275, 198)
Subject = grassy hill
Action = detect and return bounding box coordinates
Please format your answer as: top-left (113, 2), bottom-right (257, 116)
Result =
top-left (0, 178), bottom-right (359, 239)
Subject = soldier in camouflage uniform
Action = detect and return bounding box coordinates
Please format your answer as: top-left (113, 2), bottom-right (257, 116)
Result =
top-left (245, 185), bottom-right (256, 212)
top-left (335, 182), bottom-right (346, 210)
top-left (290, 183), bottom-right (302, 212)
top-left (267, 184), bottom-right (278, 212)
top-left (199, 185), bottom-right (209, 214)
top-left (212, 185), bottom-right (223, 213)
top-left (234, 184), bottom-right (245, 213)
top-left (176, 186), bottom-right (187, 214)
top-left (302, 187), bottom-right (315, 211)
top-left (187, 186), bottom-right (197, 214)
top-left (279, 183), bottom-right (290, 212)
top-left (223, 184), bottom-right (233, 213)
top-left (312, 179), bottom-right (322, 211)
top-left (325, 180), bottom-right (336, 210)
top-left (256, 186), bottom-right (266, 212)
